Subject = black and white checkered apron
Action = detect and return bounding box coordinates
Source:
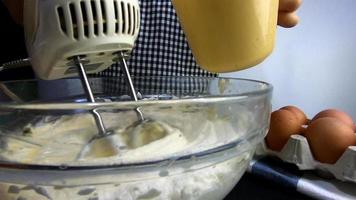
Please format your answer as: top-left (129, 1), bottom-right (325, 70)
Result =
top-left (98, 0), bottom-right (216, 78)
top-left (94, 0), bottom-right (218, 97)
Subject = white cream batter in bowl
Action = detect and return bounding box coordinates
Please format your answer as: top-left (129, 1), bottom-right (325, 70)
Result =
top-left (0, 76), bottom-right (272, 200)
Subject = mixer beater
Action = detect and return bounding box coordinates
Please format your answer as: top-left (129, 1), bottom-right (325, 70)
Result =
top-left (74, 51), bottom-right (146, 158)
top-left (72, 51), bottom-right (144, 138)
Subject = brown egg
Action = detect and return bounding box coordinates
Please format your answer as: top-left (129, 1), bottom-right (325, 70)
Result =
top-left (280, 105), bottom-right (309, 125)
top-left (305, 117), bottom-right (355, 164)
top-left (266, 109), bottom-right (304, 151)
top-left (312, 109), bottom-right (354, 128)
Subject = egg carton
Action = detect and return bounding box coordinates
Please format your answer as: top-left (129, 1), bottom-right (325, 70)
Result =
top-left (256, 134), bottom-right (356, 183)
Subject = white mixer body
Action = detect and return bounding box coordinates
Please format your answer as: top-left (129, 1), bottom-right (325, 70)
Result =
top-left (24, 0), bottom-right (140, 80)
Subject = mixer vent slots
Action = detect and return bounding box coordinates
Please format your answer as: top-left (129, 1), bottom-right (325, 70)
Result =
top-left (56, 0), bottom-right (139, 39)
top-left (113, 0), bottom-right (138, 35)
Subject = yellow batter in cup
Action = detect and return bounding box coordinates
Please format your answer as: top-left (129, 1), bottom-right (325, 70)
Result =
top-left (172, 0), bottom-right (279, 72)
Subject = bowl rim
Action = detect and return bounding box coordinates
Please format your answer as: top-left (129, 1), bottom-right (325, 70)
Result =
top-left (0, 76), bottom-right (273, 110)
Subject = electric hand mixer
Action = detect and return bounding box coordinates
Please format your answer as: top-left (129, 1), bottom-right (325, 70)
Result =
top-left (23, 0), bottom-right (143, 156)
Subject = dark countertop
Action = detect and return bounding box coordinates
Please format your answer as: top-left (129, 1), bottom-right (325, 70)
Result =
top-left (224, 155), bottom-right (356, 200)
top-left (225, 172), bottom-right (314, 200)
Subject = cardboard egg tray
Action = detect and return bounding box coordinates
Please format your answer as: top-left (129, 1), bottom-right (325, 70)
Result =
top-left (256, 134), bottom-right (356, 183)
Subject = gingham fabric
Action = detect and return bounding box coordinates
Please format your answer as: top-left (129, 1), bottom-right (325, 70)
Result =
top-left (98, 0), bottom-right (216, 78)
top-left (97, 76), bottom-right (212, 98)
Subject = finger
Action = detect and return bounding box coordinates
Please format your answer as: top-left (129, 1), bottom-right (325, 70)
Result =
top-left (279, 0), bottom-right (302, 12)
top-left (278, 11), bottom-right (299, 28)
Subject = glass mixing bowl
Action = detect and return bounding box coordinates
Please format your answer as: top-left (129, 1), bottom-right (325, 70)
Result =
top-left (0, 76), bottom-right (272, 200)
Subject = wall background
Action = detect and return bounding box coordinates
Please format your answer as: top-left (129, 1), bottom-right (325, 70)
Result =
top-left (223, 0), bottom-right (356, 119)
